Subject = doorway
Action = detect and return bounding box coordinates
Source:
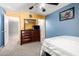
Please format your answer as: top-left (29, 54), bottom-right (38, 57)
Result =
top-left (4, 15), bottom-right (20, 46)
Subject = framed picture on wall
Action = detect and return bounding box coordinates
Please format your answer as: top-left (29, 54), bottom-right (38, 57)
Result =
top-left (59, 7), bottom-right (75, 21)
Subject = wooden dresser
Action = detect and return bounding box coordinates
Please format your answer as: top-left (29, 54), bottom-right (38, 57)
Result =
top-left (31, 29), bottom-right (40, 42)
top-left (21, 29), bottom-right (40, 45)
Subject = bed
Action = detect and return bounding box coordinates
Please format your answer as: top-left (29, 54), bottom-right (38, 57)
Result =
top-left (40, 36), bottom-right (79, 56)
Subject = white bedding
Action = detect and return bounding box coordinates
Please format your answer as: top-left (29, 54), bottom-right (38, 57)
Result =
top-left (42, 36), bottom-right (79, 56)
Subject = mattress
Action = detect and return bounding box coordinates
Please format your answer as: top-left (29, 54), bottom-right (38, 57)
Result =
top-left (42, 36), bottom-right (79, 56)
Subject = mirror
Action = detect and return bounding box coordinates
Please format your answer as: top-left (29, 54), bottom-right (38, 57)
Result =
top-left (24, 19), bottom-right (37, 30)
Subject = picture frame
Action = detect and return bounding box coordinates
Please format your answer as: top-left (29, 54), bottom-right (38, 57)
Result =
top-left (59, 7), bottom-right (75, 21)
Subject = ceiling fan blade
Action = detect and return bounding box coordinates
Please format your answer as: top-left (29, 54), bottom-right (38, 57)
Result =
top-left (47, 3), bottom-right (59, 5)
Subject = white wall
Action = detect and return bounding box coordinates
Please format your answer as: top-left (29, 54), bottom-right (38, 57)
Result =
top-left (38, 19), bottom-right (45, 42)
top-left (4, 15), bottom-right (9, 46)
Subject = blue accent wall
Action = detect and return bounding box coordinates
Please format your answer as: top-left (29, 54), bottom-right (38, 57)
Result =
top-left (0, 7), bottom-right (5, 47)
top-left (46, 3), bottom-right (79, 38)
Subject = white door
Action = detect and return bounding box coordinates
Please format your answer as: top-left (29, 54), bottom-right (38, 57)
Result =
top-left (38, 19), bottom-right (45, 42)
top-left (4, 15), bottom-right (20, 46)
top-left (8, 16), bottom-right (20, 40)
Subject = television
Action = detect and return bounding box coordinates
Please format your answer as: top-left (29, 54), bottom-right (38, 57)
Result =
top-left (33, 25), bottom-right (40, 30)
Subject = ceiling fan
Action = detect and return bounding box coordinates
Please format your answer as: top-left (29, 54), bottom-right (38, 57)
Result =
top-left (29, 3), bottom-right (59, 12)
top-left (42, 3), bottom-right (59, 12)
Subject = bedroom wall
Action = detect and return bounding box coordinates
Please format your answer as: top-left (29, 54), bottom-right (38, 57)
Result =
top-left (46, 3), bottom-right (79, 38)
top-left (6, 11), bottom-right (45, 30)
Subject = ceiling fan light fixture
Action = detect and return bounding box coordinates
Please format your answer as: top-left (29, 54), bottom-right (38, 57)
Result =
top-left (39, 3), bottom-right (45, 9)
top-left (29, 6), bottom-right (34, 10)
top-left (42, 8), bottom-right (46, 12)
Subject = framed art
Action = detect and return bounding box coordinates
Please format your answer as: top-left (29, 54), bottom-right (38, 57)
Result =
top-left (59, 7), bottom-right (75, 21)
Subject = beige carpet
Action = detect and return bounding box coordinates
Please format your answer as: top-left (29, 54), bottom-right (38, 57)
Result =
top-left (0, 39), bottom-right (41, 56)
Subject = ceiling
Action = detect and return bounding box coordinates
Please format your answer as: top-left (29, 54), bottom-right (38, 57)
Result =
top-left (0, 3), bottom-right (70, 16)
